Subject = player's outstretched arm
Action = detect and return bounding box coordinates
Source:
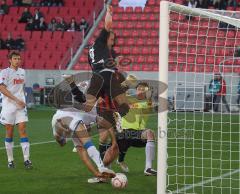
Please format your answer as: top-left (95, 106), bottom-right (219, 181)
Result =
top-left (105, 5), bottom-right (113, 31)
top-left (0, 84), bottom-right (26, 108)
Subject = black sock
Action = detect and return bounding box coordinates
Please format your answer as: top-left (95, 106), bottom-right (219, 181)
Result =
top-left (99, 143), bottom-right (111, 160)
top-left (118, 152), bottom-right (126, 163)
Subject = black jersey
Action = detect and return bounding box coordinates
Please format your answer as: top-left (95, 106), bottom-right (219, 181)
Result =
top-left (88, 28), bottom-right (117, 72)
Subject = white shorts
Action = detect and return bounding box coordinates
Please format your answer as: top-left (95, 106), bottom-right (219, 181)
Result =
top-left (0, 108), bottom-right (28, 125)
top-left (52, 110), bottom-right (96, 147)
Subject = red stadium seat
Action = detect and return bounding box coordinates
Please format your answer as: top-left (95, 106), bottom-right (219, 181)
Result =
top-left (52, 31), bottom-right (63, 40)
top-left (136, 56), bottom-right (145, 63)
top-left (112, 0), bottom-right (119, 6)
top-left (122, 47), bottom-right (130, 55)
top-left (115, 7), bottom-right (124, 13)
top-left (132, 64), bottom-right (141, 71)
top-left (125, 38), bottom-right (135, 46)
top-left (134, 7), bottom-right (142, 13)
top-left (42, 32), bottom-right (53, 41)
top-left (143, 7), bottom-right (153, 13)
top-left (148, 0), bottom-right (156, 6)
top-left (142, 47), bottom-right (150, 55)
top-left (125, 7), bottom-right (133, 13)
top-left (130, 14), bottom-right (139, 21)
top-left (140, 14), bottom-right (148, 21)
top-left (122, 14), bottom-right (129, 21)
top-left (122, 29), bottom-right (130, 37)
top-left (136, 38), bottom-right (145, 46)
top-left (31, 32), bottom-right (42, 40)
top-left (147, 56), bottom-right (156, 64)
top-left (142, 64), bottom-right (153, 71)
top-left (132, 47), bottom-right (139, 55)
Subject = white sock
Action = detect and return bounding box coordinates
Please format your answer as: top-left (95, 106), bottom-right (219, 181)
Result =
top-left (5, 140), bottom-right (14, 162)
top-left (145, 141), bottom-right (155, 170)
top-left (20, 142), bottom-right (30, 162)
top-left (87, 146), bottom-right (105, 169)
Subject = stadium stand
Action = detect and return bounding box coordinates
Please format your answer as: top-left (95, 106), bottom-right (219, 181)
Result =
top-left (75, 0), bottom-right (240, 72)
top-left (1, 0), bottom-right (240, 71)
top-left (0, 0), bottom-right (103, 69)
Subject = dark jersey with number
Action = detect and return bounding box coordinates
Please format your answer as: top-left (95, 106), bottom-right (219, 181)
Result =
top-left (88, 28), bottom-right (117, 72)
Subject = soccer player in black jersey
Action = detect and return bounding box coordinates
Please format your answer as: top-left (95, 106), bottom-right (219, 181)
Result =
top-left (67, 4), bottom-right (131, 168)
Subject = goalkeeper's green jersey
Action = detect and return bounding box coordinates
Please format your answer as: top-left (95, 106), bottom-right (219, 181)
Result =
top-left (122, 95), bottom-right (153, 130)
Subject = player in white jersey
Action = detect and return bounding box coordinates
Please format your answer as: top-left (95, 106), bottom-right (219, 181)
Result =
top-left (51, 107), bottom-right (115, 179)
top-left (0, 51), bottom-right (32, 169)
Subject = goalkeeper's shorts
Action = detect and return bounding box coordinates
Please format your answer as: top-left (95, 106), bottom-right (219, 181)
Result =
top-left (116, 129), bottom-right (147, 152)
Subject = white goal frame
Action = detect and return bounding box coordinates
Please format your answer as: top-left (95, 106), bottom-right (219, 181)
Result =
top-left (158, 1), bottom-right (240, 194)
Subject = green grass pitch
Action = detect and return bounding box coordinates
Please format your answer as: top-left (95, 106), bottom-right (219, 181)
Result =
top-left (0, 108), bottom-right (157, 194)
top-left (0, 108), bottom-right (239, 194)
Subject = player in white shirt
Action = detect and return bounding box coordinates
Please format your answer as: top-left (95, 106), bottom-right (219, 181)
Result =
top-left (0, 51), bottom-right (32, 169)
top-left (51, 107), bottom-right (115, 179)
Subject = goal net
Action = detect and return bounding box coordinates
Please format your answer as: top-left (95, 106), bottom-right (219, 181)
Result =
top-left (158, 2), bottom-right (240, 194)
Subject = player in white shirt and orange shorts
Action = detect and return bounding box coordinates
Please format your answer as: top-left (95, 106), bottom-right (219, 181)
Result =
top-left (0, 51), bottom-right (32, 169)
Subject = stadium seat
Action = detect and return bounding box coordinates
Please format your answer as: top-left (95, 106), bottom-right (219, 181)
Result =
top-left (112, 0), bottom-right (119, 6)
top-left (122, 29), bottom-right (130, 37)
top-left (132, 47), bottom-right (139, 55)
top-left (226, 31), bottom-right (235, 38)
top-left (122, 47), bottom-right (130, 55)
top-left (147, 56), bottom-right (156, 64)
top-left (132, 30), bottom-right (139, 37)
top-left (136, 56), bottom-right (145, 64)
top-left (122, 14), bottom-right (129, 21)
top-left (143, 7), bottom-right (153, 13)
top-left (206, 57), bottom-right (215, 64)
top-left (134, 7), bottom-right (142, 13)
top-left (136, 22), bottom-right (144, 29)
top-left (142, 64), bottom-right (153, 71)
top-left (116, 38), bottom-right (124, 46)
top-left (115, 7), bottom-right (124, 13)
top-left (196, 56), bottom-right (205, 64)
top-left (148, 0), bottom-right (156, 6)
top-left (153, 7), bottom-right (160, 13)
top-left (42, 32), bottom-right (53, 41)
top-left (31, 32), bottom-right (42, 40)
top-left (132, 64), bottom-right (141, 71)
top-left (130, 14), bottom-right (139, 21)
top-left (125, 7), bottom-right (133, 13)
top-left (136, 38), bottom-right (145, 46)
top-left (140, 14), bottom-right (148, 21)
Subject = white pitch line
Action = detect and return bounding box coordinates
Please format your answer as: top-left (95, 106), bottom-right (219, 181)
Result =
top-left (0, 133), bottom-right (100, 150)
top-left (0, 140), bottom-right (56, 150)
top-left (172, 168), bottom-right (240, 193)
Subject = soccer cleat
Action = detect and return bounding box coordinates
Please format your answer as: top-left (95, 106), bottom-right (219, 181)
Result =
top-left (113, 112), bottom-right (123, 133)
top-left (24, 160), bottom-right (33, 169)
top-left (87, 177), bottom-right (107, 184)
top-left (72, 147), bottom-right (77, 152)
top-left (8, 161), bottom-right (15, 169)
top-left (98, 167), bottom-right (116, 178)
top-left (116, 160), bottom-right (129, 173)
top-left (144, 168), bottom-right (157, 176)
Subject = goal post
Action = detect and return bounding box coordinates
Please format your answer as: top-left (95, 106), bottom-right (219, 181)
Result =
top-left (158, 1), bottom-right (240, 194)
top-left (158, 1), bottom-right (169, 194)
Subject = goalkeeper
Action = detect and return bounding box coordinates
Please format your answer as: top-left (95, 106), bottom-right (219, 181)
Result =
top-left (116, 82), bottom-right (157, 176)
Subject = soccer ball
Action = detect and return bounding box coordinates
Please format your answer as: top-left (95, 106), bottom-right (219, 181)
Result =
top-left (111, 173), bottom-right (128, 189)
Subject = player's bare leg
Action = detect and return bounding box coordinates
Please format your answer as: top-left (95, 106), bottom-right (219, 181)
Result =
top-left (17, 122), bottom-right (32, 169)
top-left (74, 123), bottom-right (115, 178)
top-left (97, 117), bottom-right (119, 166)
top-left (5, 124), bottom-right (15, 168)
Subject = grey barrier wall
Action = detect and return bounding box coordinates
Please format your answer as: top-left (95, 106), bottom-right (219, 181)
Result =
top-left (25, 70), bottom-right (240, 108)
